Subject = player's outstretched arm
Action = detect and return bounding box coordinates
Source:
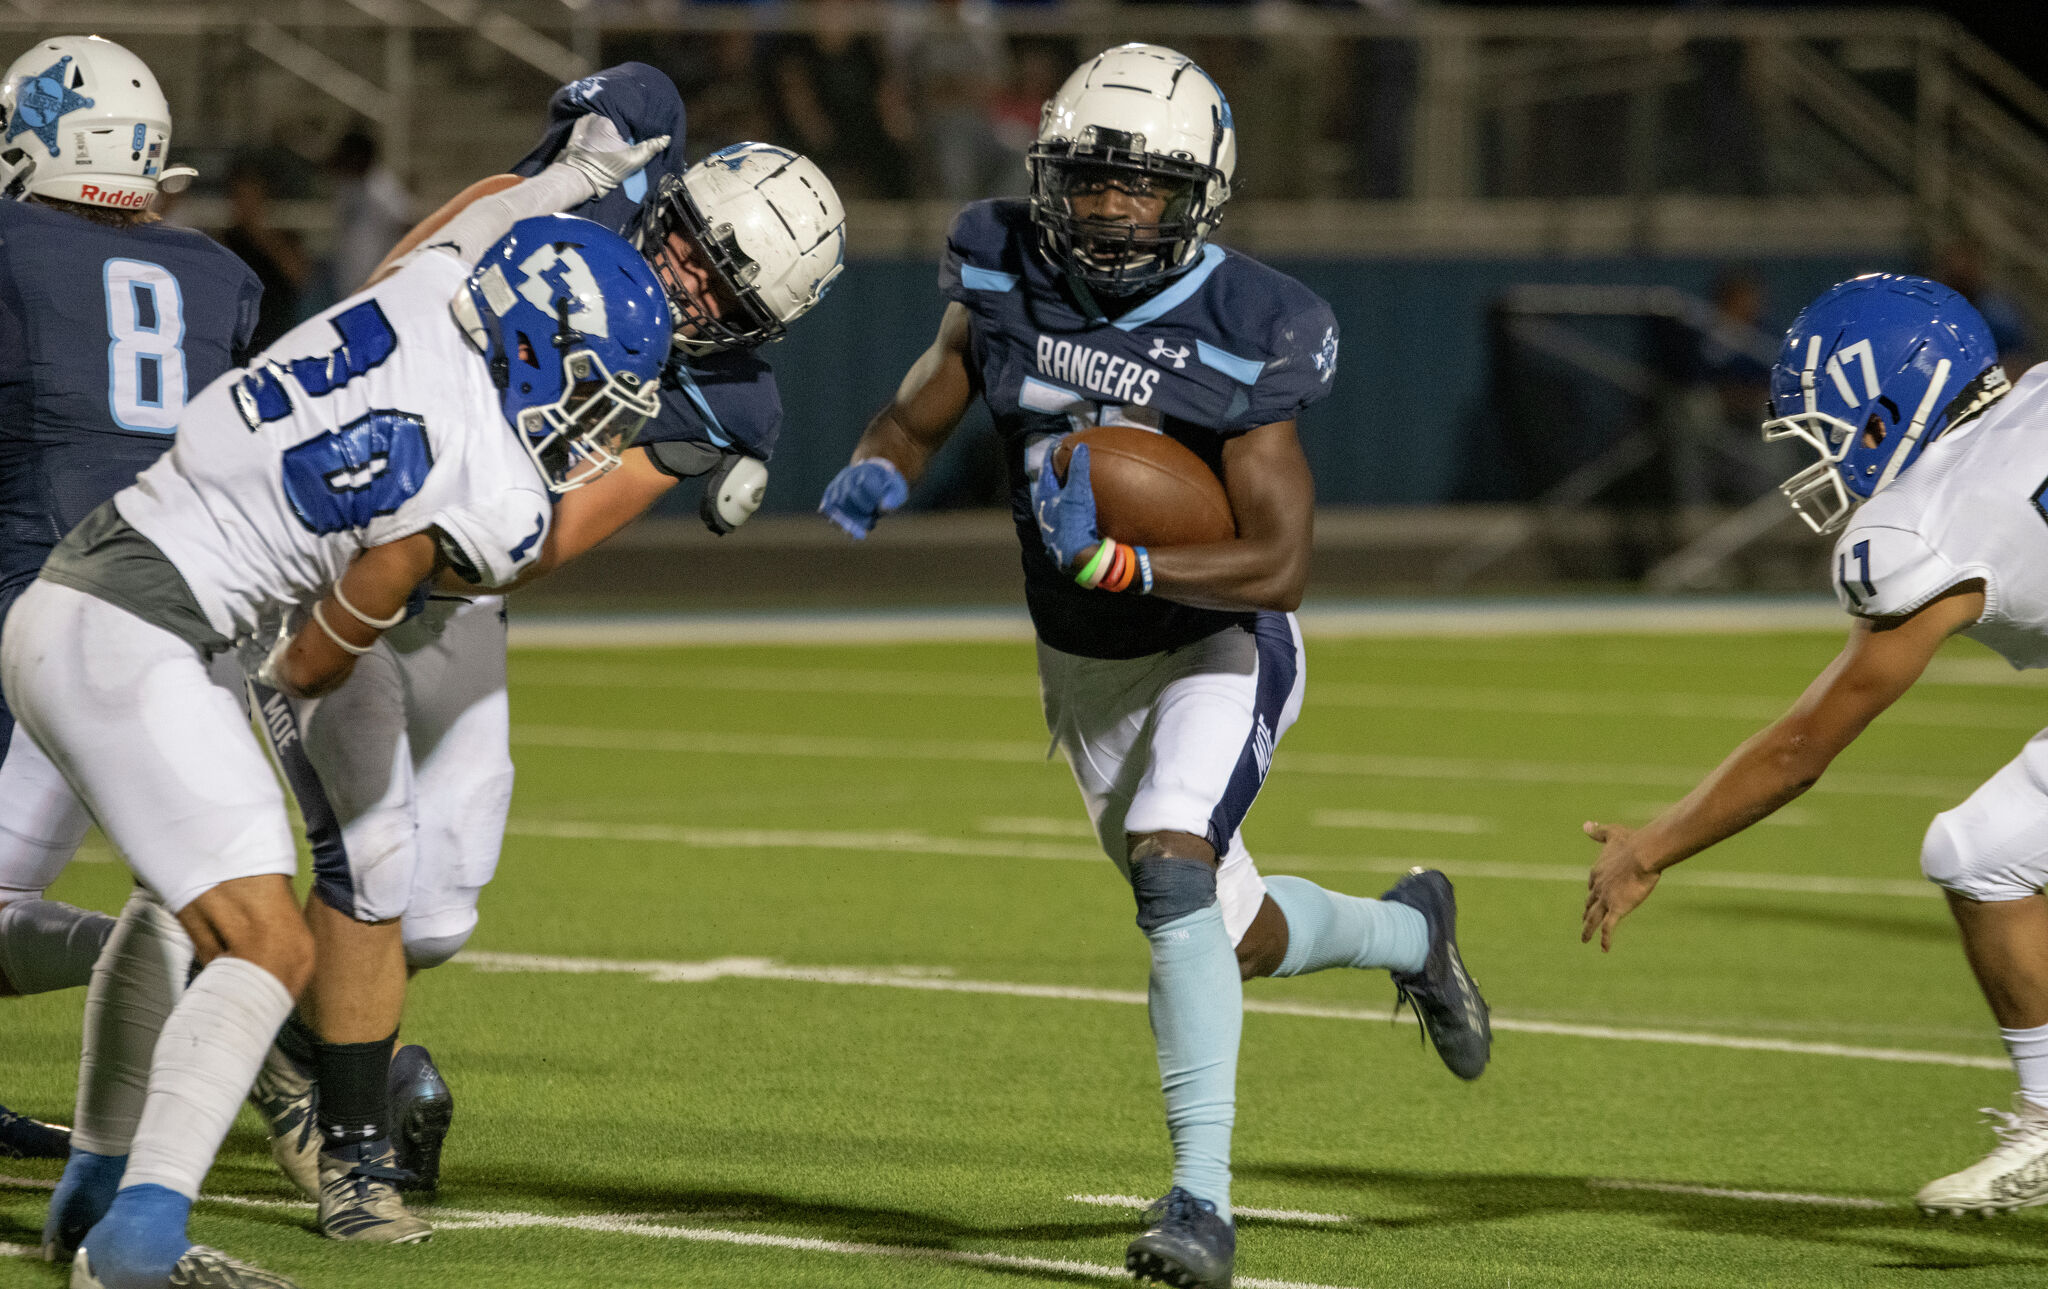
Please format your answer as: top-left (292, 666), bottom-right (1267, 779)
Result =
top-left (1140, 419), bottom-right (1314, 613)
top-left (821, 303), bottom-right (977, 538)
top-left (257, 533), bottom-right (442, 700)
top-left (1581, 580), bottom-right (1987, 951)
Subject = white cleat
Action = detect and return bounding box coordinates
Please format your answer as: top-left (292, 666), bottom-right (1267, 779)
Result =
top-left (248, 1042), bottom-right (320, 1200)
top-left (317, 1140), bottom-right (433, 1244)
top-left (1916, 1098), bottom-right (2048, 1217)
top-left (73, 1243), bottom-right (303, 1288)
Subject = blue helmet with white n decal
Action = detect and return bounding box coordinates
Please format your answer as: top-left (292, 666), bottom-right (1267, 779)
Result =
top-left (1764, 273), bottom-right (2008, 534)
top-left (451, 213), bottom-right (672, 493)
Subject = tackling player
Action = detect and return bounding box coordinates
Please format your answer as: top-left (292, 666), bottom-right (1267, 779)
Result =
top-left (820, 44), bottom-right (1490, 1289)
top-left (0, 35), bottom-right (257, 1156)
top-left (243, 63), bottom-right (845, 1241)
top-left (1578, 273), bottom-right (2048, 1215)
top-left (23, 129), bottom-right (670, 1287)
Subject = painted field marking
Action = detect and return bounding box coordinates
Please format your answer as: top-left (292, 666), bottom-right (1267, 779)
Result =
top-left (1588, 1179), bottom-right (1893, 1209)
top-left (453, 951), bottom-right (2008, 1071)
top-left (0, 1176), bottom-right (1360, 1289)
top-left (507, 724), bottom-right (1985, 801)
top-left (979, 816), bottom-right (1098, 838)
top-left (505, 598), bottom-right (1854, 650)
top-left (1312, 809), bottom-right (1494, 835)
top-left (1070, 1194), bottom-right (1348, 1224)
top-left (0, 1241), bottom-right (33, 1257)
top-left (502, 819), bottom-right (1941, 900)
top-left (519, 664), bottom-right (2033, 732)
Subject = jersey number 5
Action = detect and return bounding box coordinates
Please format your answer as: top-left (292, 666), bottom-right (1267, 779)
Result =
top-left (103, 258), bottom-right (188, 434)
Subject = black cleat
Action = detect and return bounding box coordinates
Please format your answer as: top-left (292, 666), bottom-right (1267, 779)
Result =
top-left (388, 1045), bottom-right (453, 1193)
top-left (0, 1101), bottom-right (69, 1158)
top-left (1380, 867), bottom-right (1491, 1080)
top-left (1125, 1187), bottom-right (1234, 1289)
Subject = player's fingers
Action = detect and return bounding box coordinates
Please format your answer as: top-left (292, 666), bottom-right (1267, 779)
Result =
top-left (1583, 820), bottom-right (1608, 842)
top-left (1600, 911), bottom-right (1620, 953)
top-left (1068, 443), bottom-right (1090, 490)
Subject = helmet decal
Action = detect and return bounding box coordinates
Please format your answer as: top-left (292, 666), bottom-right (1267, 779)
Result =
top-left (6, 57), bottom-right (90, 156)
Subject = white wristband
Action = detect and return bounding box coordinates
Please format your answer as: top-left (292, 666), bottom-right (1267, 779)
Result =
top-left (311, 601), bottom-right (374, 656)
top-left (332, 583), bottom-right (406, 631)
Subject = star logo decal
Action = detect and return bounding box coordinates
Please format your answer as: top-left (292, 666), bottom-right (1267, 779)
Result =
top-left (7, 57), bottom-right (92, 157)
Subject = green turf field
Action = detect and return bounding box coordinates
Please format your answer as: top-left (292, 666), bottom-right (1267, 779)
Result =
top-left (7, 624), bottom-right (2048, 1288)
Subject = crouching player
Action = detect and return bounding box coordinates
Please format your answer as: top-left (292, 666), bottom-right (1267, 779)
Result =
top-left (244, 61), bottom-right (844, 1240)
top-left (820, 43), bottom-right (1489, 1289)
top-left (0, 35), bottom-right (258, 1155)
top-left (19, 137), bottom-right (672, 1285)
top-left (1579, 273), bottom-right (2048, 1215)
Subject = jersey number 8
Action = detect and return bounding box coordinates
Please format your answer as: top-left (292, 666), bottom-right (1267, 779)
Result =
top-left (103, 258), bottom-right (188, 434)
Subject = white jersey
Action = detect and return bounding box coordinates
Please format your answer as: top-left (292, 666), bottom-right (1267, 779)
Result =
top-left (117, 251), bottom-right (550, 642)
top-left (1834, 364), bottom-right (2048, 668)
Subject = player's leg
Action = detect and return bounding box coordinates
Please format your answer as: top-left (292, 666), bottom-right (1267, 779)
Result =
top-left (389, 597), bottom-right (515, 1189)
top-left (4, 580), bottom-right (306, 1286)
top-left (257, 649), bottom-right (431, 1244)
top-left (1913, 731), bottom-right (2048, 1214)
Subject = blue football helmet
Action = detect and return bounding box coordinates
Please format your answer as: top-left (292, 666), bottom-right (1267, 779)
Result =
top-left (1764, 273), bottom-right (2008, 534)
top-left (452, 213), bottom-right (672, 493)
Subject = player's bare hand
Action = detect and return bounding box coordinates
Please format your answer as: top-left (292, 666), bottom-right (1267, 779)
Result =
top-left (1582, 821), bottom-right (1660, 952)
top-left (556, 115), bottom-right (669, 198)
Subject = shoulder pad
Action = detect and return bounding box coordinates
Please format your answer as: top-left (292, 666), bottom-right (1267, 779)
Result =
top-left (1831, 522), bottom-right (1969, 618)
top-left (940, 200), bottom-right (1030, 302)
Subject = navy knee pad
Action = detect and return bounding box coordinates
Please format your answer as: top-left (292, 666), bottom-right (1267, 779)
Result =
top-left (1130, 855), bottom-right (1220, 933)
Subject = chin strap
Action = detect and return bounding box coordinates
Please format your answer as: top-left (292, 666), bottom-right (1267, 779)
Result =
top-left (1063, 268), bottom-right (1108, 325)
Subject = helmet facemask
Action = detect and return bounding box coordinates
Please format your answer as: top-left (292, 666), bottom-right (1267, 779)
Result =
top-left (1761, 407), bottom-right (1861, 534)
top-left (640, 173), bottom-right (785, 357)
top-left (517, 344), bottom-right (659, 493)
top-left (1029, 131), bottom-right (1219, 295)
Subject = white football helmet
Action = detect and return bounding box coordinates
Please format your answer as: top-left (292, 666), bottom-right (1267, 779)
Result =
top-left (0, 35), bottom-right (195, 209)
top-left (1029, 43), bottom-right (1236, 294)
top-left (638, 143), bottom-right (846, 358)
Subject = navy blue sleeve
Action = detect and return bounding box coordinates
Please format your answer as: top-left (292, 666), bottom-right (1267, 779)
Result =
top-left (639, 348), bottom-right (782, 462)
top-left (939, 201), bottom-right (1024, 307)
top-left (1246, 298), bottom-right (1339, 426)
top-left (509, 63), bottom-right (690, 237)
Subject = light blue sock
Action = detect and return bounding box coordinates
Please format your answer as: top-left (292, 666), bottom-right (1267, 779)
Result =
top-left (1145, 903), bottom-right (1239, 1223)
top-left (81, 1183), bottom-right (191, 1287)
top-left (1265, 875), bottom-right (1429, 976)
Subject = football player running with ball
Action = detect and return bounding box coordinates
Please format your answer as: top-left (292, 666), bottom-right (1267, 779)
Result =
top-left (241, 63), bottom-right (844, 1241)
top-left (18, 128), bottom-right (671, 1287)
top-left (821, 43), bottom-right (1490, 1289)
top-left (1580, 273), bottom-right (2048, 1216)
top-left (0, 35), bottom-right (259, 1158)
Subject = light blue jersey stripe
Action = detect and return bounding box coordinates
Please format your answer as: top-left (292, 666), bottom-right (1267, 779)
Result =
top-left (1109, 245), bottom-right (1225, 332)
top-left (1196, 339), bottom-right (1264, 386)
top-left (961, 265), bottom-right (1020, 293)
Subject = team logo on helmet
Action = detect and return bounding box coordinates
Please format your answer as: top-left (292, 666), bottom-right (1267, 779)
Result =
top-left (6, 57), bottom-right (92, 156)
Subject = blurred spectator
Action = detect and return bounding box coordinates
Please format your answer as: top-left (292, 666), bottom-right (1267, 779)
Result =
top-left (215, 162), bottom-right (310, 354)
top-left (887, 0), bottom-right (1017, 200)
top-left (327, 129), bottom-right (412, 298)
top-left (989, 40), bottom-right (1068, 164)
top-left (686, 32), bottom-right (777, 156)
top-left (1934, 239), bottom-right (2035, 374)
top-left (1668, 268), bottom-right (1786, 506)
top-left (767, 0), bottom-right (914, 198)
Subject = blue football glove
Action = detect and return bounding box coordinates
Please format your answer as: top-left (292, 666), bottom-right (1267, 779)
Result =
top-left (818, 459), bottom-right (909, 540)
top-left (1032, 442), bottom-right (1101, 571)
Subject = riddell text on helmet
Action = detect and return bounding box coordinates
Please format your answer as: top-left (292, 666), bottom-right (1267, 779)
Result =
top-left (79, 183), bottom-right (150, 209)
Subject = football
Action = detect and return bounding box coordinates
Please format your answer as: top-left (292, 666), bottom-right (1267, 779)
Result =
top-left (1051, 425), bottom-right (1236, 548)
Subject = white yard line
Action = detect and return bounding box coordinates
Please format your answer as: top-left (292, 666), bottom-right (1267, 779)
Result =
top-left (1588, 1179), bottom-right (1893, 1209)
top-left (0, 1176), bottom-right (1359, 1289)
top-left (1312, 810), bottom-right (1495, 835)
top-left (1069, 1194), bottom-right (1348, 1224)
top-left (501, 819), bottom-right (1940, 900)
top-left (506, 725), bottom-right (1984, 801)
top-left (452, 951), bottom-right (2008, 1071)
top-left (505, 599), bottom-right (1852, 650)
top-left (518, 664), bottom-right (2029, 732)
top-left (979, 816), bottom-right (1099, 838)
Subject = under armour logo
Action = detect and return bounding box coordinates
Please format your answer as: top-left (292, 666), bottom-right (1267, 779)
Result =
top-left (1147, 339), bottom-right (1189, 369)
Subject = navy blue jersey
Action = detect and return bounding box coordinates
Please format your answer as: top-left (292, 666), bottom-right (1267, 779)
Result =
top-left (940, 199), bottom-right (1339, 660)
top-left (511, 63), bottom-right (781, 461)
top-left (0, 200), bottom-right (261, 595)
